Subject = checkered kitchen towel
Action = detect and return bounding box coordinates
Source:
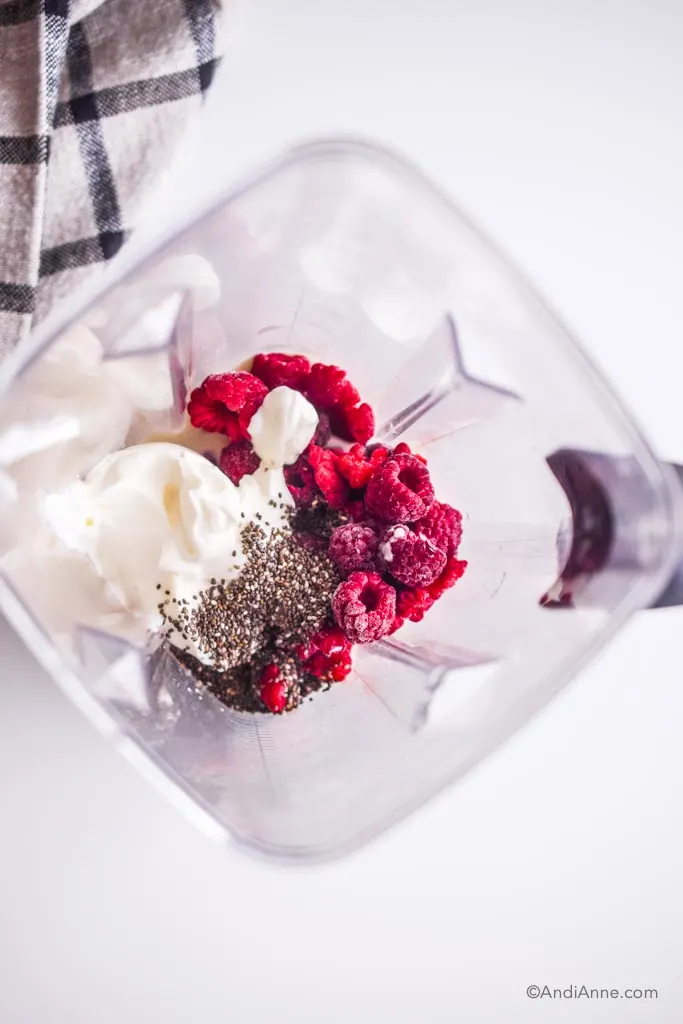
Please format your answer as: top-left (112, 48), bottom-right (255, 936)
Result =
top-left (0, 0), bottom-right (223, 358)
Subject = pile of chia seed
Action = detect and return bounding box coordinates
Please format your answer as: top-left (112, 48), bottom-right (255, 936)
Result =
top-left (158, 500), bottom-right (346, 713)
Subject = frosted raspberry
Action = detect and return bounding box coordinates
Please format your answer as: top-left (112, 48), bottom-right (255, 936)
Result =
top-left (218, 440), bottom-right (261, 484)
top-left (305, 363), bottom-right (360, 412)
top-left (379, 524), bottom-right (446, 587)
top-left (308, 444), bottom-right (348, 510)
top-left (428, 557), bottom-right (468, 599)
top-left (391, 441), bottom-right (427, 465)
top-left (259, 665), bottom-right (287, 713)
top-left (396, 587), bottom-right (435, 622)
top-left (364, 454), bottom-right (435, 523)
top-left (328, 523), bottom-right (379, 575)
top-left (337, 444), bottom-right (388, 489)
top-left (251, 352), bottom-right (310, 390)
top-left (284, 452), bottom-right (318, 506)
top-left (187, 372), bottom-right (268, 440)
top-left (416, 501), bottom-right (463, 558)
top-left (332, 571), bottom-right (396, 644)
top-left (387, 615), bottom-right (405, 635)
top-left (330, 401), bottom-right (375, 444)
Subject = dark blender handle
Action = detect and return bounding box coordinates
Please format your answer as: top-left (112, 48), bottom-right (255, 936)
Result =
top-left (544, 451), bottom-right (683, 611)
top-left (651, 463), bottom-right (683, 608)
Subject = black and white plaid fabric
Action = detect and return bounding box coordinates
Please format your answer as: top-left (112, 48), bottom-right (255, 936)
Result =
top-left (0, 0), bottom-right (223, 357)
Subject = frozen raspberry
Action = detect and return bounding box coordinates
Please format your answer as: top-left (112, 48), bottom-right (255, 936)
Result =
top-left (305, 649), bottom-right (354, 681)
top-left (259, 665), bottom-right (287, 713)
top-left (416, 501), bottom-right (463, 558)
top-left (337, 443), bottom-right (388, 489)
top-left (332, 571), bottom-right (397, 644)
top-left (396, 587), bottom-right (435, 622)
top-left (391, 441), bottom-right (427, 464)
top-left (299, 627), bottom-right (354, 682)
top-left (297, 625), bottom-right (349, 661)
top-left (308, 444), bottom-right (348, 510)
top-left (312, 411), bottom-right (332, 447)
top-left (328, 523), bottom-right (379, 575)
top-left (305, 363), bottom-right (360, 412)
top-left (218, 440), bottom-right (261, 484)
top-left (250, 352), bottom-right (311, 390)
top-left (387, 615), bottom-right (405, 635)
top-left (428, 557), bottom-right (468, 599)
top-left (293, 530), bottom-right (328, 554)
top-left (329, 655), bottom-right (353, 681)
top-left (344, 498), bottom-right (367, 522)
top-left (364, 454), bottom-right (435, 523)
top-left (187, 372), bottom-right (268, 440)
top-left (284, 453), bottom-right (318, 505)
top-left (260, 664), bottom-right (280, 684)
top-left (379, 524), bottom-right (446, 587)
top-left (310, 625), bottom-right (349, 657)
top-left (329, 401), bottom-right (375, 444)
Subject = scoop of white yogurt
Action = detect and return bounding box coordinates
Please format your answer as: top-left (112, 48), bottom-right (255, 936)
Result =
top-left (40, 386), bottom-right (319, 665)
top-left (249, 386), bottom-right (318, 467)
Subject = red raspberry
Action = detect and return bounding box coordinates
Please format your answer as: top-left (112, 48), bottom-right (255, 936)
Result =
top-left (379, 524), bottom-right (446, 587)
top-left (416, 501), bottom-right (463, 558)
top-left (299, 627), bottom-right (354, 682)
top-left (260, 664), bottom-right (280, 684)
top-left (187, 372), bottom-right (268, 440)
top-left (332, 571), bottom-right (397, 644)
top-left (305, 649), bottom-right (353, 681)
top-left (305, 363), bottom-right (360, 412)
top-left (364, 454), bottom-right (435, 523)
top-left (328, 523), bottom-right (379, 575)
top-left (312, 411), bottom-right (332, 447)
top-left (329, 655), bottom-right (353, 681)
top-left (310, 625), bottom-right (349, 657)
top-left (344, 498), bottom-right (367, 522)
top-left (329, 401), bottom-right (375, 444)
top-left (308, 444), bottom-right (348, 510)
top-left (250, 352), bottom-right (311, 390)
top-left (284, 452), bottom-right (318, 506)
top-left (396, 587), bottom-right (435, 622)
top-left (293, 531), bottom-right (328, 554)
top-left (391, 441), bottom-right (427, 465)
top-left (337, 443), bottom-right (388, 489)
top-left (259, 665), bottom-right (287, 713)
top-left (218, 440), bottom-right (261, 484)
top-left (387, 615), bottom-right (405, 635)
top-left (428, 557), bottom-right (468, 599)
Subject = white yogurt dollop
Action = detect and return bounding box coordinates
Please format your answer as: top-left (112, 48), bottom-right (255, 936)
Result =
top-left (46, 446), bottom-right (247, 610)
top-left (40, 386), bottom-right (318, 664)
top-left (249, 386), bottom-right (318, 467)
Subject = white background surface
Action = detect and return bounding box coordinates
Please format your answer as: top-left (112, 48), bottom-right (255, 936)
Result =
top-left (2, 1), bottom-right (683, 1021)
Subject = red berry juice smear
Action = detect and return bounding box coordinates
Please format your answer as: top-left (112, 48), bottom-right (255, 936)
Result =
top-left (168, 352), bottom-right (467, 714)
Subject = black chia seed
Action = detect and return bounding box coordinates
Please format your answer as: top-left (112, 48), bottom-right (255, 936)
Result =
top-left (159, 513), bottom-right (341, 714)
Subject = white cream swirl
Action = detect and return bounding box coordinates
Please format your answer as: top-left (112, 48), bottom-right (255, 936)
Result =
top-left (40, 386), bottom-right (319, 664)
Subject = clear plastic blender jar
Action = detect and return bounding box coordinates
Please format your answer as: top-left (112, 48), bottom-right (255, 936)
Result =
top-left (0, 139), bottom-right (681, 862)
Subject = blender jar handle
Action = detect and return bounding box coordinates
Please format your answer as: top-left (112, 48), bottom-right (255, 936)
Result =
top-left (651, 463), bottom-right (683, 608)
